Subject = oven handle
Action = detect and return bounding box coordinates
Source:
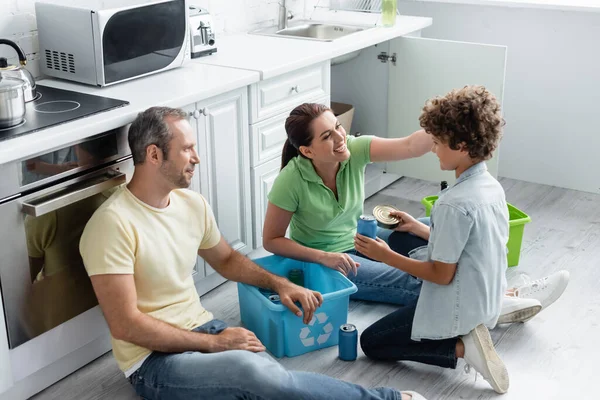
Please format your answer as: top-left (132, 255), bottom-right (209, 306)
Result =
top-left (21, 171), bottom-right (126, 217)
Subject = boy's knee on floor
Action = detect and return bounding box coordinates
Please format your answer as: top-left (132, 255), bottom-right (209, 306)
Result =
top-left (359, 327), bottom-right (378, 357)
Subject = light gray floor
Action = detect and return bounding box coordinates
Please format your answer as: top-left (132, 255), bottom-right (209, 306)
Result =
top-left (31, 177), bottom-right (600, 399)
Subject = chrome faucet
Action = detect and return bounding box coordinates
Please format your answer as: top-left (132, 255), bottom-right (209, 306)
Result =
top-left (278, 0), bottom-right (293, 30)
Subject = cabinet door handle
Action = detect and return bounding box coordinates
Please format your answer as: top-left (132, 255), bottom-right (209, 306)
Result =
top-left (202, 107), bottom-right (209, 116)
top-left (291, 85), bottom-right (299, 93)
top-left (190, 110), bottom-right (201, 119)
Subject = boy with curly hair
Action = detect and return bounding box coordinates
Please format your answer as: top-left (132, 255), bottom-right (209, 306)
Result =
top-left (354, 85), bottom-right (512, 394)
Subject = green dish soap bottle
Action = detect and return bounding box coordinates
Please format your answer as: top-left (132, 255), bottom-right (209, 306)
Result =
top-left (382, 0), bottom-right (397, 27)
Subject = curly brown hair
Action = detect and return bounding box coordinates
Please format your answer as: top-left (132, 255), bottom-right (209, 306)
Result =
top-left (419, 85), bottom-right (505, 161)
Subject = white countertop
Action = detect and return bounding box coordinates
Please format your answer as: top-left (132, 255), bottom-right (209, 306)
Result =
top-left (0, 63), bottom-right (259, 165)
top-left (196, 14), bottom-right (433, 79)
top-left (0, 12), bottom-right (431, 165)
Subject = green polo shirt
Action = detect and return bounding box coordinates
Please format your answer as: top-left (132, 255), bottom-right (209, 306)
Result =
top-left (268, 135), bottom-right (373, 253)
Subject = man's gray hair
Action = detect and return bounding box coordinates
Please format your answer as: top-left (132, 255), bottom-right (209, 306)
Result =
top-left (128, 106), bottom-right (188, 165)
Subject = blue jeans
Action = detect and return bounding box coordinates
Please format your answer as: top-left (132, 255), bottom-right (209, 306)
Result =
top-left (129, 320), bottom-right (403, 400)
top-left (358, 218), bottom-right (459, 369)
top-left (344, 218), bottom-right (430, 306)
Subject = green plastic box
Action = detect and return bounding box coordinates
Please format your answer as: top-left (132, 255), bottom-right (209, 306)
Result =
top-left (421, 196), bottom-right (531, 267)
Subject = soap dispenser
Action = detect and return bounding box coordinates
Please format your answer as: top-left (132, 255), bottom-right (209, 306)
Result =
top-left (382, 0), bottom-right (397, 27)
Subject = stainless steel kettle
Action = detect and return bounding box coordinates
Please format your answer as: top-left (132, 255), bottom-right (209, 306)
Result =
top-left (0, 39), bottom-right (37, 102)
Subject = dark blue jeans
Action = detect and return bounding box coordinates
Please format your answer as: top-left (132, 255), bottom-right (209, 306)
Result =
top-left (360, 220), bottom-right (459, 369)
top-left (129, 320), bottom-right (404, 400)
top-left (360, 302), bottom-right (458, 369)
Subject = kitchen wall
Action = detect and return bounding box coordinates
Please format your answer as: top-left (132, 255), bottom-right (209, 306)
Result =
top-left (0, 0), bottom-right (322, 79)
top-left (398, 1), bottom-right (600, 194)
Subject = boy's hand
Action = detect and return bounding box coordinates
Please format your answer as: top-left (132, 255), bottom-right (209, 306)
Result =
top-left (354, 234), bottom-right (392, 262)
top-left (389, 210), bottom-right (418, 233)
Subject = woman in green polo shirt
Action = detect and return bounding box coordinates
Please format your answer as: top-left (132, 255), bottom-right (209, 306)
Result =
top-left (263, 103), bottom-right (432, 306)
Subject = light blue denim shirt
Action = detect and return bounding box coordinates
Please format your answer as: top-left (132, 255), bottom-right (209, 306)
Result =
top-left (410, 162), bottom-right (509, 340)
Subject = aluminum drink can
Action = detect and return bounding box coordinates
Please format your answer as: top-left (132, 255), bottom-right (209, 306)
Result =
top-left (338, 323), bottom-right (358, 361)
top-left (288, 268), bottom-right (304, 287)
top-left (357, 215), bottom-right (378, 239)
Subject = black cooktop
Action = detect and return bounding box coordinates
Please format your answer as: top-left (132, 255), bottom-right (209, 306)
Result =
top-left (0, 84), bottom-right (129, 142)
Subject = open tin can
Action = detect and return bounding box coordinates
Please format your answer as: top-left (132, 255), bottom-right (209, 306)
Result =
top-left (373, 204), bottom-right (401, 229)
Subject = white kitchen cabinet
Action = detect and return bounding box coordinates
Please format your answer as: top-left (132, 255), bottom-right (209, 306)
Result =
top-left (248, 86), bottom-right (330, 250)
top-left (249, 62), bottom-right (330, 123)
top-left (184, 87), bottom-right (252, 294)
top-left (249, 93), bottom-right (332, 167)
top-left (249, 112), bottom-right (289, 167)
top-left (195, 88), bottom-right (252, 256)
top-left (181, 103), bottom-right (208, 285)
top-left (251, 156), bottom-right (281, 249)
top-left (331, 36), bottom-right (507, 191)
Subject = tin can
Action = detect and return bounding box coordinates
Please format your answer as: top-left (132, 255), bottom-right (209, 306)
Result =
top-left (259, 288), bottom-right (275, 300)
top-left (357, 215), bottom-right (378, 239)
top-left (338, 323), bottom-right (358, 361)
top-left (268, 294), bottom-right (281, 304)
top-left (288, 269), bottom-right (304, 287)
top-left (373, 204), bottom-right (401, 229)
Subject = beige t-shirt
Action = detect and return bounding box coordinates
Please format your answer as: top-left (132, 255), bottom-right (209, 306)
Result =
top-left (80, 186), bottom-right (220, 372)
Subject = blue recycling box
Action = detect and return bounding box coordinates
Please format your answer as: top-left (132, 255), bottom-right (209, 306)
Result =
top-left (237, 255), bottom-right (358, 358)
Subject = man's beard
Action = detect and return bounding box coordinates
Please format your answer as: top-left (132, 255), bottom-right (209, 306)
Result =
top-left (160, 161), bottom-right (190, 188)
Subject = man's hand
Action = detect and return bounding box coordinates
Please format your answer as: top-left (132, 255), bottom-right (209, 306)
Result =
top-left (354, 234), bottom-right (392, 263)
top-left (208, 327), bottom-right (266, 353)
top-left (276, 282), bottom-right (323, 324)
top-left (317, 252), bottom-right (360, 276)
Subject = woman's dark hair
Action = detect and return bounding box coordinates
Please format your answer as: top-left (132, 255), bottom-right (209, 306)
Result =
top-left (281, 103), bottom-right (331, 170)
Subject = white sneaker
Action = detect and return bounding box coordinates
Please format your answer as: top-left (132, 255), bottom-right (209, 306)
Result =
top-left (461, 324), bottom-right (509, 394)
top-left (401, 391), bottom-right (427, 400)
top-left (514, 270), bottom-right (570, 310)
top-left (497, 296), bottom-right (542, 324)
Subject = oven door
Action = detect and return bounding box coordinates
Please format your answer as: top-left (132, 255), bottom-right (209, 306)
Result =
top-left (0, 158), bottom-right (132, 351)
top-left (94, 0), bottom-right (188, 85)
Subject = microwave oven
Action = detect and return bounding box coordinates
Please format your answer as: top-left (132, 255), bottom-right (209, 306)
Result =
top-left (36, 0), bottom-right (190, 87)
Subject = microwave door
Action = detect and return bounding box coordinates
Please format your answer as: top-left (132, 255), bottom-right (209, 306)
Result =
top-left (95, 0), bottom-right (187, 86)
top-left (91, 10), bottom-right (105, 86)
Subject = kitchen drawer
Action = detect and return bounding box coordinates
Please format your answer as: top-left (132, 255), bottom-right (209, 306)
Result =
top-left (250, 95), bottom-right (330, 167)
top-left (249, 61), bottom-right (330, 123)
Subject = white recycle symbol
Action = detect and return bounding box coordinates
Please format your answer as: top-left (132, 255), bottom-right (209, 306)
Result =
top-left (299, 312), bottom-right (333, 347)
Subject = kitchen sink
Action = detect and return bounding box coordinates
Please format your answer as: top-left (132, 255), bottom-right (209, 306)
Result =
top-left (250, 20), bottom-right (372, 42)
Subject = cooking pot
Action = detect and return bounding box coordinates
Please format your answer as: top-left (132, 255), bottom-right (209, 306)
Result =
top-left (0, 76), bottom-right (26, 129)
top-left (0, 38), bottom-right (37, 102)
